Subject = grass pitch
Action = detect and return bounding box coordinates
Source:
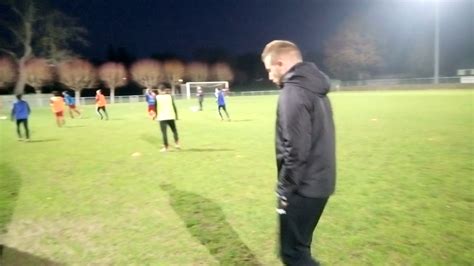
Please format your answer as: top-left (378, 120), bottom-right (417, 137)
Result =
top-left (1, 89), bottom-right (473, 265)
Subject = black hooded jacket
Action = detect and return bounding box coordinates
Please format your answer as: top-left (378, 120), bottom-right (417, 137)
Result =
top-left (276, 62), bottom-right (336, 198)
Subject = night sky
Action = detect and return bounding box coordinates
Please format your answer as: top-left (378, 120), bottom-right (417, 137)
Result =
top-left (53, 0), bottom-right (473, 65)
top-left (54, 0), bottom-right (353, 59)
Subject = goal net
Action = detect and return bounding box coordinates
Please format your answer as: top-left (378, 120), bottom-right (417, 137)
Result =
top-left (185, 81), bottom-right (229, 99)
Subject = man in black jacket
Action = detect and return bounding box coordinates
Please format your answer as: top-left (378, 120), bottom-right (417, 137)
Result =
top-left (261, 40), bottom-right (336, 266)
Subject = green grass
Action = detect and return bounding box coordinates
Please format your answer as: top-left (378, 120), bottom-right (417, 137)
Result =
top-left (0, 89), bottom-right (473, 265)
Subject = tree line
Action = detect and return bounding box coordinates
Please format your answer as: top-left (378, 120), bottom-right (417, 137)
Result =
top-left (0, 0), bottom-right (235, 99)
top-left (0, 56), bottom-right (233, 101)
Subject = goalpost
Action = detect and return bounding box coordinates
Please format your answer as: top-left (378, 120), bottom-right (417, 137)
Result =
top-left (185, 81), bottom-right (229, 99)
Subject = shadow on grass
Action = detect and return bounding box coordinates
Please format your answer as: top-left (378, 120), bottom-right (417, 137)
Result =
top-left (160, 184), bottom-right (261, 265)
top-left (0, 163), bottom-right (62, 265)
top-left (0, 163), bottom-right (21, 235)
top-left (141, 134), bottom-right (160, 147)
top-left (179, 148), bottom-right (234, 152)
top-left (0, 246), bottom-right (63, 266)
top-left (229, 119), bottom-right (253, 122)
top-left (141, 134), bottom-right (234, 152)
top-left (27, 139), bottom-right (59, 143)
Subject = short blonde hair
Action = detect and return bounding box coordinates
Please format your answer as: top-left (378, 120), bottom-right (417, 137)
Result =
top-left (261, 40), bottom-right (302, 63)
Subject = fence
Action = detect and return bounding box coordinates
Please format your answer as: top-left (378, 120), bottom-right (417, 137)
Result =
top-left (0, 95), bottom-right (146, 109)
top-left (0, 92), bottom-right (283, 109)
top-left (1, 76), bottom-right (472, 109)
top-left (339, 76), bottom-right (460, 87)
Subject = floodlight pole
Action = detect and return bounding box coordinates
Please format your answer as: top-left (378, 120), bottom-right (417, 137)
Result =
top-left (433, 0), bottom-right (440, 84)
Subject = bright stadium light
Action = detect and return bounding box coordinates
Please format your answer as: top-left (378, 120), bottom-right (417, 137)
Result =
top-left (417, 0), bottom-right (440, 84)
top-left (433, 0), bottom-right (440, 84)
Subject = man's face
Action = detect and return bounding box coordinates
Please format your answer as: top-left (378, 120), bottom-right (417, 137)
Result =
top-left (263, 55), bottom-right (283, 85)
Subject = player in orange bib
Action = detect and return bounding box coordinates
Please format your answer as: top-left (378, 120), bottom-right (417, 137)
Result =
top-left (50, 91), bottom-right (66, 127)
top-left (95, 89), bottom-right (109, 120)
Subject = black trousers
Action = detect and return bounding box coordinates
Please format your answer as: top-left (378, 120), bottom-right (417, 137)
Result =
top-left (279, 194), bottom-right (328, 266)
top-left (218, 105), bottom-right (230, 119)
top-left (96, 106), bottom-right (108, 120)
top-left (159, 120), bottom-right (178, 147)
top-left (198, 97), bottom-right (203, 110)
top-left (16, 119), bottom-right (30, 139)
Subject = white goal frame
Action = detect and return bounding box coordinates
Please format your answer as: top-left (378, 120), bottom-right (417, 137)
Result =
top-left (185, 81), bottom-right (229, 99)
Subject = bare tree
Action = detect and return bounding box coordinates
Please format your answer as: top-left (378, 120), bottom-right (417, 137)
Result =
top-left (324, 17), bottom-right (382, 80)
top-left (186, 62), bottom-right (208, 82)
top-left (37, 10), bottom-right (88, 65)
top-left (24, 58), bottom-right (53, 93)
top-left (0, 0), bottom-right (88, 94)
top-left (130, 59), bottom-right (162, 91)
top-left (0, 0), bottom-right (36, 94)
top-left (163, 59), bottom-right (185, 95)
top-left (211, 62), bottom-right (234, 83)
top-left (98, 62), bottom-right (127, 104)
top-left (57, 58), bottom-right (96, 105)
top-left (0, 57), bottom-right (17, 88)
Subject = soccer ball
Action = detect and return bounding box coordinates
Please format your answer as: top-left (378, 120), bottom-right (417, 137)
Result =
top-left (190, 106), bottom-right (200, 112)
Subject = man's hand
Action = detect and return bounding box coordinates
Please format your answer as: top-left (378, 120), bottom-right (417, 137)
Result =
top-left (276, 194), bottom-right (288, 214)
top-left (279, 195), bottom-right (288, 207)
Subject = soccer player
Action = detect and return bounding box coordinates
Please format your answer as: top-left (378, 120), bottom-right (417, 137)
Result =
top-left (216, 87), bottom-right (230, 121)
top-left (95, 89), bottom-right (109, 120)
top-left (11, 94), bottom-right (31, 141)
top-left (156, 83), bottom-right (179, 152)
top-left (145, 88), bottom-right (157, 119)
top-left (50, 91), bottom-right (65, 127)
top-left (62, 91), bottom-right (81, 118)
top-left (196, 86), bottom-right (204, 111)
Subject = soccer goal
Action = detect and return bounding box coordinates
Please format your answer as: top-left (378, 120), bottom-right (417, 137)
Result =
top-left (185, 81), bottom-right (229, 99)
